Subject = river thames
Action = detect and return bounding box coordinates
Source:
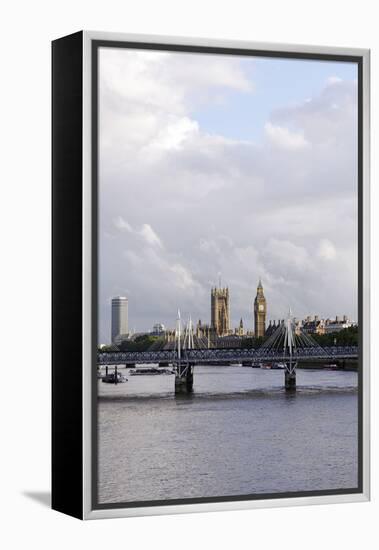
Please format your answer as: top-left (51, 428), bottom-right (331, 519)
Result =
top-left (97, 366), bottom-right (358, 504)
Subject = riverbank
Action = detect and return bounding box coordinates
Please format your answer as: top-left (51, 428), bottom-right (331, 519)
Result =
top-left (297, 359), bottom-right (358, 371)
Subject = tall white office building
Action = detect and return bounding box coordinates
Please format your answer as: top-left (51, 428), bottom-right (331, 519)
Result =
top-left (111, 296), bottom-right (128, 343)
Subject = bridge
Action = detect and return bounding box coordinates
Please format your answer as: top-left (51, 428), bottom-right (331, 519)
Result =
top-left (98, 309), bottom-right (358, 393)
top-left (98, 346), bottom-right (358, 366)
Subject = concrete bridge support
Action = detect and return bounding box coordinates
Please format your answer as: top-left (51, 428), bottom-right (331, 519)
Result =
top-left (285, 363), bottom-right (297, 391)
top-left (175, 364), bottom-right (194, 394)
top-left (285, 370), bottom-right (296, 391)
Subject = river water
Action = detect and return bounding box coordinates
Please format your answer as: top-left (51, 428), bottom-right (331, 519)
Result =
top-left (97, 366), bottom-right (358, 504)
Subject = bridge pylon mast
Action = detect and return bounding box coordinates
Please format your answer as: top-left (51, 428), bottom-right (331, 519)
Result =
top-left (175, 309), bottom-right (182, 365)
top-left (283, 308), bottom-right (297, 391)
top-left (174, 309), bottom-right (194, 394)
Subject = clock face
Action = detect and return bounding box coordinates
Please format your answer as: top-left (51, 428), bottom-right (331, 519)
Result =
top-left (259, 304), bottom-right (264, 312)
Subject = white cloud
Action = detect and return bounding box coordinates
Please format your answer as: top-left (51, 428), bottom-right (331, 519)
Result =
top-left (114, 217), bottom-right (163, 249)
top-left (317, 239), bottom-right (337, 261)
top-left (170, 264), bottom-right (197, 290)
top-left (199, 238), bottom-right (221, 255)
top-left (99, 48), bottom-right (253, 158)
top-left (264, 238), bottom-right (311, 272)
top-left (146, 117), bottom-right (199, 153)
top-left (269, 78), bottom-right (357, 147)
top-left (327, 76), bottom-right (343, 85)
top-left (264, 122), bottom-right (310, 151)
top-left (140, 224), bottom-right (163, 248)
top-left (114, 216), bottom-right (132, 232)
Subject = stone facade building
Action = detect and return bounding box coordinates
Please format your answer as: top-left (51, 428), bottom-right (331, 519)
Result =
top-left (211, 286), bottom-right (230, 336)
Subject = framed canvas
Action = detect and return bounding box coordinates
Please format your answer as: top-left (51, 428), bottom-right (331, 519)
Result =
top-left (52, 31), bottom-right (370, 520)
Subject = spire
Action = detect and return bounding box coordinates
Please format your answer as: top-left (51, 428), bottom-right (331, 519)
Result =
top-left (257, 277), bottom-right (263, 290)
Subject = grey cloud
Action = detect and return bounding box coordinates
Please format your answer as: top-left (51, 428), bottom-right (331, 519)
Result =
top-left (98, 51), bottom-right (358, 342)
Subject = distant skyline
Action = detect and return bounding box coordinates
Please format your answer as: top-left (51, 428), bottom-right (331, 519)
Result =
top-left (98, 47), bottom-right (358, 343)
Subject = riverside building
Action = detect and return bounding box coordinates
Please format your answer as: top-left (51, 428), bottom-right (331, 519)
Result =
top-left (111, 296), bottom-right (129, 343)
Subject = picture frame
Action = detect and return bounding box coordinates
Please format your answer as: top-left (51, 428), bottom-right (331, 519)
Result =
top-left (52, 30), bottom-right (370, 520)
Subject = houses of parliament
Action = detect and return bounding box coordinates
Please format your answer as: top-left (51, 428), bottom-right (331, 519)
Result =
top-left (195, 279), bottom-right (267, 342)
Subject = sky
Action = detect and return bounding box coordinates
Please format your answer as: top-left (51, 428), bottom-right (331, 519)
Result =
top-left (98, 47), bottom-right (358, 343)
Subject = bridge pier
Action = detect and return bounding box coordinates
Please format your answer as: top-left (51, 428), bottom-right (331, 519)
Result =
top-left (175, 363), bottom-right (194, 394)
top-left (285, 363), bottom-right (297, 391)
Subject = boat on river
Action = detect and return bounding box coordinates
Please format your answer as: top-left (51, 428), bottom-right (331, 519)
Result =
top-left (129, 367), bottom-right (175, 376)
top-left (101, 371), bottom-right (128, 383)
top-left (324, 363), bottom-right (339, 370)
top-left (259, 362), bottom-right (286, 370)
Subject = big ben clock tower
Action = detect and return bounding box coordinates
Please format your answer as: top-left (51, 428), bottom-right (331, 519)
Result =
top-left (254, 279), bottom-right (266, 338)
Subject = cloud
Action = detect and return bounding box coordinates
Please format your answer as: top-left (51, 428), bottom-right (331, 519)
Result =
top-left (101, 48), bottom-right (253, 109)
top-left (114, 216), bottom-right (132, 232)
top-left (99, 48), bottom-right (253, 158)
top-left (170, 263), bottom-right (198, 290)
top-left (269, 78), bottom-right (357, 147)
top-left (326, 76), bottom-right (343, 85)
top-left (264, 122), bottom-right (310, 151)
top-left (97, 49), bottom-right (358, 340)
top-left (140, 224), bottom-right (163, 248)
top-left (263, 239), bottom-right (311, 273)
top-left (113, 217), bottom-right (163, 249)
top-left (318, 239), bottom-right (337, 261)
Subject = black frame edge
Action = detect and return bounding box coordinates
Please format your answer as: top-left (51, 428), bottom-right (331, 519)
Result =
top-left (52, 30), bottom-right (84, 520)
